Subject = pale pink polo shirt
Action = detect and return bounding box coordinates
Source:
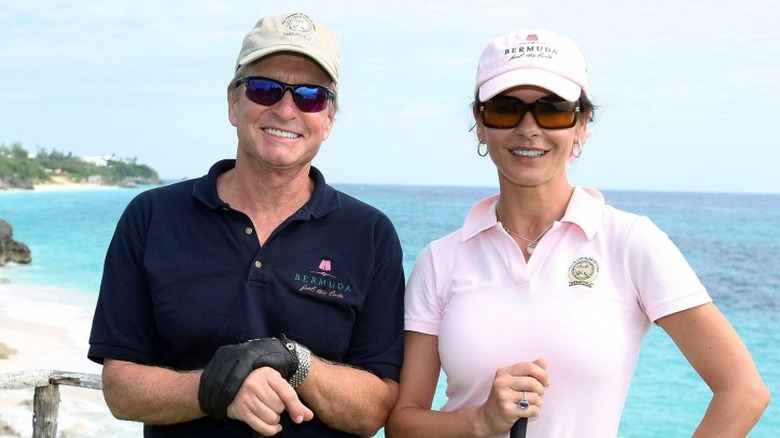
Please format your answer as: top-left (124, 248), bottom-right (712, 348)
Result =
top-left (404, 186), bottom-right (711, 437)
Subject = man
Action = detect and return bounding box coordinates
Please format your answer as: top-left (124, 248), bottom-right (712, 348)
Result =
top-left (88, 12), bottom-right (405, 437)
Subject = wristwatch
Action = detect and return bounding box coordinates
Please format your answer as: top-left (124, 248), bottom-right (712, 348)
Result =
top-left (287, 341), bottom-right (311, 388)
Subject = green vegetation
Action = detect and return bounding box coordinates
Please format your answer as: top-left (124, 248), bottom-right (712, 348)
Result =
top-left (0, 142), bottom-right (160, 187)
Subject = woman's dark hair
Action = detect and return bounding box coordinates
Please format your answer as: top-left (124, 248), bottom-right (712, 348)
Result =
top-left (578, 92), bottom-right (596, 124)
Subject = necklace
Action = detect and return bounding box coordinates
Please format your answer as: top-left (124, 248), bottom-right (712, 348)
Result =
top-left (495, 206), bottom-right (554, 255)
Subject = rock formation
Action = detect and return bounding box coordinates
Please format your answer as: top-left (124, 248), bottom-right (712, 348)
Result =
top-left (0, 220), bottom-right (31, 265)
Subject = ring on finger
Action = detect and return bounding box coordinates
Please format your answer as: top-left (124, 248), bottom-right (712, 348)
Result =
top-left (518, 391), bottom-right (530, 410)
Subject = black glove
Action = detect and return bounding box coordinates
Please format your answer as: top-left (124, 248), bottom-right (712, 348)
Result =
top-left (198, 337), bottom-right (299, 420)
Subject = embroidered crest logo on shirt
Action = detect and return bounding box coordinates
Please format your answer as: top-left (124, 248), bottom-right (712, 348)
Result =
top-left (568, 257), bottom-right (599, 288)
top-left (319, 259), bottom-right (331, 271)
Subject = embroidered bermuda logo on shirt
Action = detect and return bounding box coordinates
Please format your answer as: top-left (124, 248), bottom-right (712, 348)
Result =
top-left (293, 258), bottom-right (352, 299)
top-left (568, 257), bottom-right (599, 288)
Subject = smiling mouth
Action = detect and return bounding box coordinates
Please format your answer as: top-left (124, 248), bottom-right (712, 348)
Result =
top-left (512, 149), bottom-right (546, 157)
top-left (265, 127), bottom-right (300, 139)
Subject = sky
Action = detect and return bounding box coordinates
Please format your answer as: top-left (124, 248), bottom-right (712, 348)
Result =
top-left (1, 0), bottom-right (779, 194)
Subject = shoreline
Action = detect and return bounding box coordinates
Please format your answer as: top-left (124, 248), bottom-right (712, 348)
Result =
top-left (0, 174), bottom-right (165, 194)
top-left (0, 180), bottom-right (114, 193)
top-left (0, 282), bottom-right (142, 437)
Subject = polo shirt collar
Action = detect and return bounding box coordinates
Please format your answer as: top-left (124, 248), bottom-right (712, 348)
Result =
top-left (192, 159), bottom-right (340, 218)
top-left (560, 186), bottom-right (605, 239)
top-left (192, 159), bottom-right (234, 209)
top-left (460, 186), bottom-right (605, 242)
top-left (303, 167), bottom-right (341, 219)
top-left (460, 194), bottom-right (500, 242)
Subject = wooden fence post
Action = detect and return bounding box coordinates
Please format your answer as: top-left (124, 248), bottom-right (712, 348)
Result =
top-left (33, 383), bottom-right (60, 438)
top-left (0, 369), bottom-right (103, 438)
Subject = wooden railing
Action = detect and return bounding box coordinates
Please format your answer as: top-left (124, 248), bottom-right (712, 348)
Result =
top-left (0, 369), bottom-right (101, 438)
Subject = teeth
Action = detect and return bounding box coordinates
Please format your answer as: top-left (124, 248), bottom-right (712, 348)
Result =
top-left (513, 149), bottom-right (545, 157)
top-left (265, 128), bottom-right (299, 139)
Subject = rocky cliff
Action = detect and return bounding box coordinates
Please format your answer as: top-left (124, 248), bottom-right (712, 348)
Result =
top-left (0, 220), bottom-right (31, 265)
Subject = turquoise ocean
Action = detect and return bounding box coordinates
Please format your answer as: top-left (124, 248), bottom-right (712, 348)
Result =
top-left (0, 184), bottom-right (777, 437)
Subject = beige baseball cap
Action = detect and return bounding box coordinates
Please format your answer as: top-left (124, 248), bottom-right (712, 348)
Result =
top-left (234, 12), bottom-right (340, 83)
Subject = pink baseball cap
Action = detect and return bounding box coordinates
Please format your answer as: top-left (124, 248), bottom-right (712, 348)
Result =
top-left (475, 29), bottom-right (588, 102)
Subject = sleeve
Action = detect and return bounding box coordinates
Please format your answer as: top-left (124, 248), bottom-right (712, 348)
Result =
top-left (626, 216), bottom-right (712, 323)
top-left (404, 242), bottom-right (445, 336)
top-left (88, 196), bottom-right (159, 365)
top-left (343, 214), bottom-right (406, 381)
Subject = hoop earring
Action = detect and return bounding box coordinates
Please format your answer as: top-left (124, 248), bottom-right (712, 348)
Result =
top-left (477, 141), bottom-right (488, 157)
top-left (572, 139), bottom-right (582, 158)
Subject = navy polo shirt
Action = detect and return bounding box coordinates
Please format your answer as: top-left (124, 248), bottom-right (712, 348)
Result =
top-left (88, 160), bottom-right (405, 437)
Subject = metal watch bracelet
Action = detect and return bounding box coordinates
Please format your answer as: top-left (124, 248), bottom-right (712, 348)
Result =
top-left (288, 342), bottom-right (311, 388)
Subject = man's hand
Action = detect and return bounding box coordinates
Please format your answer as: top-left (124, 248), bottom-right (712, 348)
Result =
top-left (228, 366), bottom-right (315, 435)
top-left (198, 338), bottom-right (299, 419)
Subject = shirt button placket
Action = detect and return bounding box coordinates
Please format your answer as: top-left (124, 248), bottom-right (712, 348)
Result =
top-left (243, 227), bottom-right (262, 269)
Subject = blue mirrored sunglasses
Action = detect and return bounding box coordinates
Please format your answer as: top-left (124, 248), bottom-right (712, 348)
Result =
top-left (235, 76), bottom-right (335, 113)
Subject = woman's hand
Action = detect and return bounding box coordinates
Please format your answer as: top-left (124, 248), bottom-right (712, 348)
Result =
top-left (473, 358), bottom-right (549, 437)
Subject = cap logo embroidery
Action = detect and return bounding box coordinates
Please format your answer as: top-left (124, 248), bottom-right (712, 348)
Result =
top-left (319, 259), bottom-right (332, 271)
top-left (568, 257), bottom-right (599, 288)
top-left (282, 13), bottom-right (316, 40)
top-left (503, 41), bottom-right (558, 59)
top-left (526, 34), bottom-right (539, 41)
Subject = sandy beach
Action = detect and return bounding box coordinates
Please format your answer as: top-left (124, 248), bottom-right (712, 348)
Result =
top-left (0, 180), bottom-right (147, 436)
top-left (0, 282), bottom-right (142, 437)
top-left (33, 178), bottom-right (114, 192)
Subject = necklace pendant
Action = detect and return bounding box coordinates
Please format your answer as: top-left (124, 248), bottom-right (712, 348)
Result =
top-left (527, 241), bottom-right (537, 254)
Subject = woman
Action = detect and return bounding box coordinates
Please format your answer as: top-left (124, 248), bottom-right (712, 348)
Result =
top-left (385, 29), bottom-right (769, 437)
